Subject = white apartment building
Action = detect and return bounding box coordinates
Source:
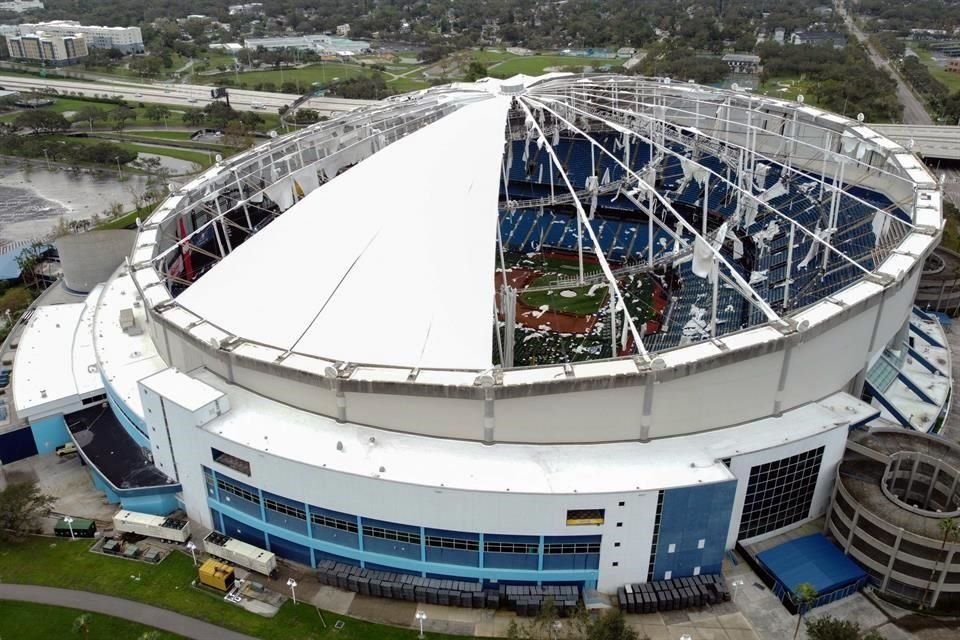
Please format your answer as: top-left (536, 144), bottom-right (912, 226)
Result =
top-left (17, 20), bottom-right (143, 53)
top-left (6, 30), bottom-right (88, 65)
top-left (0, 0), bottom-right (44, 13)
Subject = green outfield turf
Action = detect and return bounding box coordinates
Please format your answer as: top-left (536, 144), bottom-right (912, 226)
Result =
top-left (520, 276), bottom-right (610, 315)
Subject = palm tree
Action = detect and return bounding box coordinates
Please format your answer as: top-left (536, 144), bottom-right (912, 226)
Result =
top-left (72, 613), bottom-right (90, 639)
top-left (924, 516), bottom-right (960, 608)
top-left (792, 582), bottom-right (818, 639)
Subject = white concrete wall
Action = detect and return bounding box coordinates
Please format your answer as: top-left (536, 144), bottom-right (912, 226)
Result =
top-left (723, 421), bottom-right (849, 549)
top-left (170, 425), bottom-right (658, 591)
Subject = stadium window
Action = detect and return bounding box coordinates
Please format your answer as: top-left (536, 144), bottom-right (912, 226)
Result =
top-left (616, 522), bottom-right (623, 528)
top-left (362, 525), bottom-right (421, 545)
top-left (264, 498), bottom-right (305, 521)
top-left (566, 509), bottom-right (605, 526)
top-left (738, 446), bottom-right (825, 540)
top-left (311, 513), bottom-right (358, 534)
top-left (618, 501), bottom-right (625, 507)
top-left (483, 541), bottom-right (539, 554)
top-left (216, 477), bottom-right (259, 505)
top-left (211, 447), bottom-right (251, 476)
top-left (425, 536), bottom-right (480, 552)
top-left (614, 542), bottom-right (621, 548)
top-left (543, 542), bottom-right (601, 555)
top-left (612, 562), bottom-right (619, 567)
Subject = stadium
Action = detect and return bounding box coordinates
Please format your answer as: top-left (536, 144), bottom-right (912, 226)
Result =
top-left (7, 74), bottom-right (946, 595)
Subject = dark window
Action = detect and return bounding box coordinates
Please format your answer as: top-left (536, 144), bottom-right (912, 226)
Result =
top-left (543, 542), bottom-right (601, 554)
top-left (737, 446), bottom-right (824, 540)
top-left (566, 509), bottom-right (604, 525)
top-left (216, 477), bottom-right (260, 505)
top-left (425, 536), bottom-right (480, 551)
top-left (202, 466), bottom-right (216, 498)
top-left (483, 541), bottom-right (539, 554)
top-left (612, 561), bottom-right (619, 567)
top-left (362, 525), bottom-right (420, 545)
top-left (618, 501), bottom-right (625, 507)
top-left (614, 542), bottom-right (621, 547)
top-left (647, 490), bottom-right (664, 581)
top-left (211, 447), bottom-right (251, 476)
top-left (264, 498), bottom-right (305, 521)
top-left (311, 513), bottom-right (358, 534)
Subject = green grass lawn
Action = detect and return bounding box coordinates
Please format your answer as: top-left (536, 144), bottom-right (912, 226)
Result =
top-left (123, 130), bottom-right (198, 141)
top-left (209, 62), bottom-right (369, 89)
top-left (915, 47), bottom-right (960, 93)
top-left (756, 76), bottom-right (816, 103)
top-left (386, 75), bottom-right (432, 92)
top-left (0, 537), bottom-right (464, 640)
top-left (487, 54), bottom-right (619, 77)
top-left (59, 136), bottom-right (213, 169)
top-left (0, 601), bottom-right (181, 640)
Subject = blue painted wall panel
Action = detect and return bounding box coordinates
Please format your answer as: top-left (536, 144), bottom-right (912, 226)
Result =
top-left (120, 492), bottom-right (179, 515)
top-left (653, 480), bottom-right (736, 580)
top-left (362, 536), bottom-right (421, 560)
top-left (311, 523), bottom-right (360, 549)
top-left (222, 514), bottom-right (267, 549)
top-left (483, 552), bottom-right (539, 570)
top-left (30, 415), bottom-right (69, 455)
top-left (425, 547), bottom-right (480, 567)
top-left (268, 534), bottom-right (312, 567)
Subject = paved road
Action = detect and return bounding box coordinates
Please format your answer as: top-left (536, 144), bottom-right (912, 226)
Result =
top-left (0, 73), bottom-right (373, 117)
top-left (0, 584), bottom-right (257, 640)
top-left (837, 0), bottom-right (933, 125)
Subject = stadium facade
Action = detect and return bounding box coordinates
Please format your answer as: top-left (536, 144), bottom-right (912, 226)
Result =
top-left (6, 75), bottom-right (945, 592)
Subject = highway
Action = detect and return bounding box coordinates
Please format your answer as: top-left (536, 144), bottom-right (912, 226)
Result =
top-left (0, 74), bottom-right (374, 117)
top-left (836, 0), bottom-right (933, 125)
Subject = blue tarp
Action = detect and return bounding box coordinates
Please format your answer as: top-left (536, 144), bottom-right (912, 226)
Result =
top-left (757, 533), bottom-right (866, 597)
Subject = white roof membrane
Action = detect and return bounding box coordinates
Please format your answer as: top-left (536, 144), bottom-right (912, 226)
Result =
top-left (177, 96), bottom-right (510, 370)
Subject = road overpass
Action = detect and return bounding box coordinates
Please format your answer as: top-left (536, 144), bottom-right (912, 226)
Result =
top-left (0, 74), bottom-right (374, 117)
top-left (867, 124), bottom-right (960, 161)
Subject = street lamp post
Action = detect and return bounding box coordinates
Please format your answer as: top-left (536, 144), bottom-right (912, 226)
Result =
top-left (731, 578), bottom-right (744, 602)
top-left (115, 156), bottom-right (123, 180)
top-left (286, 577), bottom-right (298, 605)
top-left (63, 516), bottom-right (75, 540)
top-left (415, 610), bottom-right (427, 639)
top-left (186, 540), bottom-right (198, 566)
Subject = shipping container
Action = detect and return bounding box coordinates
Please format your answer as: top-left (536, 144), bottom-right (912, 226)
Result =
top-left (112, 510), bottom-right (191, 543)
top-left (202, 531), bottom-right (277, 576)
top-left (54, 517), bottom-right (96, 538)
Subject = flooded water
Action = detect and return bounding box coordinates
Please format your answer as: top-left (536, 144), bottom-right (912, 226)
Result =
top-left (0, 162), bottom-right (148, 245)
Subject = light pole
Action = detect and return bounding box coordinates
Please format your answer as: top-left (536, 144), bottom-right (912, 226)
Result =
top-left (731, 578), bottom-right (744, 602)
top-left (186, 540), bottom-right (198, 566)
top-left (286, 577), bottom-right (298, 605)
top-left (63, 516), bottom-right (75, 540)
top-left (415, 610), bottom-right (427, 639)
top-left (114, 156), bottom-right (123, 180)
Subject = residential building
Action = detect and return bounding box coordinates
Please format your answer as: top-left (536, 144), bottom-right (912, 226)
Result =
top-left (0, 0), bottom-right (43, 13)
top-left (17, 21), bottom-right (143, 53)
top-left (6, 30), bottom-right (88, 65)
top-left (722, 53), bottom-right (761, 74)
top-left (336, 24), bottom-right (350, 37)
top-left (791, 31), bottom-right (847, 49)
top-left (227, 3), bottom-right (263, 16)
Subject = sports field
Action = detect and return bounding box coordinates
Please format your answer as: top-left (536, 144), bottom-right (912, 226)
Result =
top-left (497, 252), bottom-right (658, 366)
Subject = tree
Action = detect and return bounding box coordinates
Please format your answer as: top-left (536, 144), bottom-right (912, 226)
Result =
top-left (108, 106), bottom-right (135, 130)
top-left (14, 240), bottom-right (49, 294)
top-left (73, 106), bottom-right (106, 131)
top-left (144, 105), bottom-right (171, 125)
top-left (72, 613), bottom-right (90, 639)
top-left (806, 615), bottom-right (886, 640)
top-left (0, 480), bottom-right (55, 540)
top-left (792, 583), bottom-right (818, 639)
top-left (924, 516), bottom-right (959, 607)
top-left (181, 108), bottom-right (205, 127)
top-left (13, 110), bottom-right (70, 135)
top-left (585, 609), bottom-right (639, 640)
top-left (463, 60), bottom-right (488, 82)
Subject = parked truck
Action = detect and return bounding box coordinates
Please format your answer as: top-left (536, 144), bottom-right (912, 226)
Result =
top-left (112, 510), bottom-right (191, 544)
top-left (202, 531), bottom-right (277, 577)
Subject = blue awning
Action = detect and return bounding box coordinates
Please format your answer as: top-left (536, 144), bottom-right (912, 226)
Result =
top-left (757, 533), bottom-right (866, 597)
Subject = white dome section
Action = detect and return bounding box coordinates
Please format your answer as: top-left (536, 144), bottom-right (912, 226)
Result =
top-left (176, 95), bottom-right (511, 369)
